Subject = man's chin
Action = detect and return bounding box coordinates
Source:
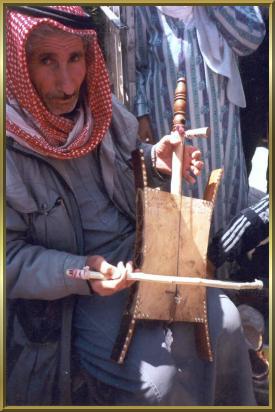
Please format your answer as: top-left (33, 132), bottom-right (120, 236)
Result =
top-left (47, 99), bottom-right (78, 116)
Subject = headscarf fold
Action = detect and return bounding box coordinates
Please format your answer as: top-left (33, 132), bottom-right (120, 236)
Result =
top-left (6, 6), bottom-right (113, 159)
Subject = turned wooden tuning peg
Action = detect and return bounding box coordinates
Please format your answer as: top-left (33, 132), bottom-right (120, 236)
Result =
top-left (172, 77), bottom-right (186, 131)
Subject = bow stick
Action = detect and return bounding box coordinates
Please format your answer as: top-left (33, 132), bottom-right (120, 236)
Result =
top-left (66, 268), bottom-right (263, 291)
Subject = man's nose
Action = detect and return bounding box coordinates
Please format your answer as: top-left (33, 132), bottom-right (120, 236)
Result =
top-left (56, 67), bottom-right (75, 96)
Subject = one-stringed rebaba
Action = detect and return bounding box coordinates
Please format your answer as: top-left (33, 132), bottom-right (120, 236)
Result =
top-left (66, 78), bottom-right (263, 364)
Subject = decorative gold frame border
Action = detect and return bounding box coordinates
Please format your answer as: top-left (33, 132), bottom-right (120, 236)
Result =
top-left (0, 1), bottom-right (273, 411)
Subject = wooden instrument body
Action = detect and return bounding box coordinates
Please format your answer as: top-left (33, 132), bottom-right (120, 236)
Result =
top-left (111, 166), bottom-right (223, 364)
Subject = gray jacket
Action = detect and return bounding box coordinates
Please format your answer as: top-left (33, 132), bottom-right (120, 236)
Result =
top-left (6, 97), bottom-right (165, 405)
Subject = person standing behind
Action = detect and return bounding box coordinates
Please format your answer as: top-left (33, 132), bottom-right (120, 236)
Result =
top-left (134, 6), bottom-right (266, 233)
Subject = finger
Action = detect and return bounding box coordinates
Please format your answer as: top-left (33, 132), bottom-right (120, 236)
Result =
top-left (88, 255), bottom-right (105, 270)
top-left (158, 134), bottom-right (176, 148)
top-left (117, 261), bottom-right (127, 278)
top-left (125, 261), bottom-right (133, 273)
top-left (190, 166), bottom-right (200, 176)
top-left (190, 161), bottom-right (204, 176)
top-left (170, 130), bottom-right (183, 146)
top-left (108, 267), bottom-right (132, 289)
top-left (90, 275), bottom-right (126, 295)
top-left (185, 149), bottom-right (202, 160)
top-left (183, 171), bottom-right (196, 184)
top-left (101, 277), bottom-right (125, 289)
top-left (174, 124), bottom-right (185, 136)
top-left (192, 160), bottom-right (204, 169)
top-left (191, 149), bottom-right (202, 160)
top-left (190, 166), bottom-right (201, 177)
top-left (90, 263), bottom-right (136, 295)
top-left (99, 260), bottom-right (117, 279)
top-left (106, 261), bottom-right (125, 280)
top-left (89, 279), bottom-right (118, 296)
top-left (87, 255), bottom-right (116, 279)
top-left (185, 146), bottom-right (201, 159)
top-left (125, 261), bottom-right (136, 287)
top-left (106, 261), bottom-right (129, 284)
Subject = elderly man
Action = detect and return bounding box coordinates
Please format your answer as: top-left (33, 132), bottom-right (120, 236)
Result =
top-left (6, 6), bottom-right (255, 407)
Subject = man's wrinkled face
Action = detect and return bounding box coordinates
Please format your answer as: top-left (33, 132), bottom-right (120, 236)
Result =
top-left (27, 30), bottom-right (87, 116)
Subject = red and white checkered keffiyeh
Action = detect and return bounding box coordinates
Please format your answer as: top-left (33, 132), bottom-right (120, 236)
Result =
top-left (6, 6), bottom-right (113, 159)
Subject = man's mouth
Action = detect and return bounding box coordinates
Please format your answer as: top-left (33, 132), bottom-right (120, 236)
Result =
top-left (50, 92), bottom-right (77, 102)
top-left (56, 95), bottom-right (76, 102)
top-left (53, 97), bottom-right (78, 108)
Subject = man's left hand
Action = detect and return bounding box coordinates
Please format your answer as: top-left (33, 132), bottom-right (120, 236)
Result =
top-left (154, 126), bottom-right (204, 184)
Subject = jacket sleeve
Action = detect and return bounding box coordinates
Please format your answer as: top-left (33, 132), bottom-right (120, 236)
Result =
top-left (6, 204), bottom-right (91, 300)
top-left (207, 194), bottom-right (269, 268)
top-left (140, 142), bottom-right (170, 189)
top-left (134, 7), bottom-right (150, 118)
top-left (206, 6), bottom-right (266, 56)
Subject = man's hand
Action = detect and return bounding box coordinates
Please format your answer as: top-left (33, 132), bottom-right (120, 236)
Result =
top-left (138, 115), bottom-right (155, 144)
top-left (86, 255), bottom-right (136, 296)
top-left (154, 126), bottom-right (204, 184)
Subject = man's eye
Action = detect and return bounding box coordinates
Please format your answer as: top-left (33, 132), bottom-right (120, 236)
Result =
top-left (70, 53), bottom-right (83, 62)
top-left (40, 57), bottom-right (52, 65)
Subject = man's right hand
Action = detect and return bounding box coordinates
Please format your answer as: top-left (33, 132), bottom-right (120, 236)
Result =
top-left (86, 255), bottom-right (136, 296)
top-left (138, 115), bottom-right (155, 144)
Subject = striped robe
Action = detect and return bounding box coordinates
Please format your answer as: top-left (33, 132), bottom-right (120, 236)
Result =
top-left (134, 6), bottom-right (266, 234)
